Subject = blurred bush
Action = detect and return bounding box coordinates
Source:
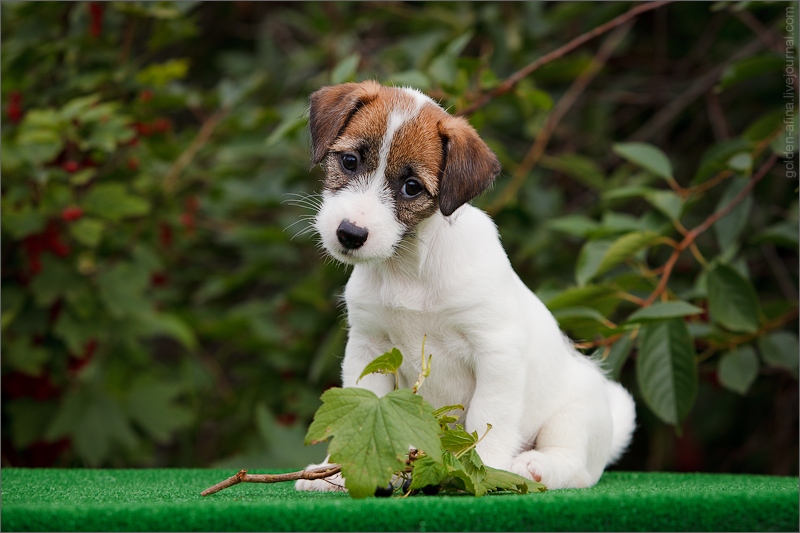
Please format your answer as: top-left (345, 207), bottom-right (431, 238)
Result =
top-left (1, 1), bottom-right (797, 475)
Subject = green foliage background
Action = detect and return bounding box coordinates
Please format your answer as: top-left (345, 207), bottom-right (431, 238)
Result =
top-left (2, 1), bottom-right (798, 476)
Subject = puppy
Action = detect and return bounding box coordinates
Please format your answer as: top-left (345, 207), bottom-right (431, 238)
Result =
top-left (296, 81), bottom-right (636, 491)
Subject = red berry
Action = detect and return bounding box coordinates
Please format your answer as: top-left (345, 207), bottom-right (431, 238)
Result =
top-left (62, 161), bottom-right (80, 173)
top-left (281, 369), bottom-right (296, 381)
top-left (185, 196), bottom-right (200, 212)
top-left (150, 272), bottom-right (168, 287)
top-left (140, 89), bottom-right (154, 103)
top-left (61, 206), bottom-right (84, 222)
top-left (7, 91), bottom-right (23, 124)
top-left (133, 122), bottom-right (152, 136)
top-left (153, 117), bottom-right (172, 133)
top-left (159, 222), bottom-right (173, 248)
top-left (88, 2), bottom-right (104, 38)
top-left (180, 212), bottom-right (195, 232)
top-left (127, 157), bottom-right (139, 171)
top-left (276, 413), bottom-right (297, 426)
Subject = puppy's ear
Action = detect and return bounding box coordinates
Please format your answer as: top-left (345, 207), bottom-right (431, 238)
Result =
top-left (437, 116), bottom-right (501, 216)
top-left (309, 81), bottom-right (381, 165)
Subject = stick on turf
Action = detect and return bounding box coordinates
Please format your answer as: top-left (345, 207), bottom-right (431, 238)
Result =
top-left (201, 464), bottom-right (342, 496)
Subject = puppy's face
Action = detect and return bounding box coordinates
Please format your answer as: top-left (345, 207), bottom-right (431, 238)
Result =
top-left (309, 81), bottom-right (500, 264)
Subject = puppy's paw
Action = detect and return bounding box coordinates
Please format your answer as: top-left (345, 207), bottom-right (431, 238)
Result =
top-left (294, 463), bottom-right (346, 493)
top-left (510, 451), bottom-right (545, 484)
top-left (510, 449), bottom-right (593, 489)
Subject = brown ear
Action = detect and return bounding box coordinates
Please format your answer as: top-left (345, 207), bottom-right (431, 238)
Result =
top-left (437, 116), bottom-right (501, 216)
top-left (308, 81), bottom-right (381, 165)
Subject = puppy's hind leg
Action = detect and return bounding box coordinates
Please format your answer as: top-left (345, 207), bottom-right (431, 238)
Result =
top-left (510, 400), bottom-right (614, 489)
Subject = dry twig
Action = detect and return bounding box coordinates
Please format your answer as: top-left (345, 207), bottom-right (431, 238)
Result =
top-left (485, 22), bottom-right (634, 216)
top-left (457, 1), bottom-right (672, 117)
top-left (164, 106), bottom-right (231, 193)
top-left (201, 464), bottom-right (342, 496)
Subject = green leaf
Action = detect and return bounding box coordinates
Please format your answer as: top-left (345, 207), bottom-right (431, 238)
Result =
top-left (138, 312), bottom-right (197, 350)
top-left (3, 336), bottom-right (50, 376)
top-left (136, 58), bottom-right (190, 87)
top-left (581, 231), bottom-right (661, 284)
top-left (126, 379), bottom-right (193, 443)
top-left (751, 220), bottom-right (798, 249)
top-left (543, 284), bottom-right (617, 311)
top-left (547, 215), bottom-right (600, 238)
top-left (575, 238), bottom-right (614, 286)
top-left (82, 184), bottom-right (150, 221)
top-left (6, 399), bottom-right (58, 448)
top-left (409, 455), bottom-right (449, 490)
top-left (16, 127), bottom-right (63, 165)
top-left (692, 139), bottom-right (751, 184)
top-left (59, 94), bottom-right (101, 122)
top-left (598, 333), bottom-right (634, 381)
top-left (757, 331), bottom-right (799, 376)
top-left (613, 142), bottom-right (673, 181)
top-left (643, 190), bottom-right (684, 220)
top-left (636, 318), bottom-right (698, 427)
top-left (479, 466), bottom-right (543, 494)
top-left (459, 448), bottom-right (487, 484)
top-left (553, 306), bottom-right (611, 327)
top-left (1, 205), bottom-right (46, 239)
top-left (304, 387), bottom-right (442, 499)
top-left (388, 70), bottom-right (432, 90)
top-left (68, 217), bottom-right (104, 247)
top-left (717, 54), bottom-right (784, 92)
top-left (357, 348), bottom-right (403, 385)
top-left (440, 425), bottom-right (478, 454)
top-left (541, 153), bottom-right (606, 190)
top-left (444, 452), bottom-right (486, 496)
top-left (718, 346), bottom-right (759, 395)
top-left (429, 31), bottom-right (473, 86)
top-left (625, 301), bottom-right (704, 324)
top-left (707, 263), bottom-right (761, 333)
top-left (331, 53), bottom-right (360, 84)
top-left (29, 255), bottom-right (82, 307)
top-left (714, 177), bottom-right (753, 252)
top-left (431, 404), bottom-right (464, 418)
top-left (97, 261), bottom-right (151, 319)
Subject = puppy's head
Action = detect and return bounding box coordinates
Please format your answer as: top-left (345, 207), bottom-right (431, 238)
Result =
top-left (310, 81), bottom-right (500, 264)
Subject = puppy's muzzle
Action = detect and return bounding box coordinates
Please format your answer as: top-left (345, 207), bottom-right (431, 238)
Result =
top-left (336, 220), bottom-right (369, 250)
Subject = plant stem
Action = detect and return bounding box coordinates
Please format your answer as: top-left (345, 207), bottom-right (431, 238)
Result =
top-left (643, 152), bottom-right (779, 307)
top-left (201, 464), bottom-right (342, 496)
top-left (458, 1), bottom-right (672, 116)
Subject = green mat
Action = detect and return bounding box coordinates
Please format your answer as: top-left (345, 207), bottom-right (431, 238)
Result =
top-left (1, 469), bottom-right (797, 532)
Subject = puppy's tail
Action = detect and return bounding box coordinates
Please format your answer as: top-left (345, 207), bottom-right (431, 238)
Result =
top-left (605, 380), bottom-right (636, 464)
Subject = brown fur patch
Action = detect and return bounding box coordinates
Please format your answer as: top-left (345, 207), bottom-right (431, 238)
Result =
top-left (311, 82), bottom-right (501, 228)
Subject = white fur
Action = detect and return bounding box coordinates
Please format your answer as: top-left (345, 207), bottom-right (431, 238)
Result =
top-left (298, 90), bottom-right (636, 492)
top-left (298, 205), bottom-right (636, 492)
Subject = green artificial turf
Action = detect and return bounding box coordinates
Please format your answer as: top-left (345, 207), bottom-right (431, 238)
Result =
top-left (1, 468), bottom-right (797, 532)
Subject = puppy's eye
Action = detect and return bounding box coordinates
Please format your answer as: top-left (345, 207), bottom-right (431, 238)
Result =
top-left (340, 153), bottom-right (358, 172)
top-left (402, 178), bottom-right (424, 199)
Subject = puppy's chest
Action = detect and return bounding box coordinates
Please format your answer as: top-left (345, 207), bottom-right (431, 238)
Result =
top-left (349, 294), bottom-right (476, 410)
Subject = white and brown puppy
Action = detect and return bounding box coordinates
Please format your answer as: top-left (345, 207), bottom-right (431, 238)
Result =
top-left (296, 81), bottom-right (636, 491)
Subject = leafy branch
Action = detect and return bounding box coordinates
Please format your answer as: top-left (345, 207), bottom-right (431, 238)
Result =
top-left (643, 152), bottom-right (779, 307)
top-left (202, 348), bottom-right (546, 498)
top-left (457, 1), bottom-right (672, 116)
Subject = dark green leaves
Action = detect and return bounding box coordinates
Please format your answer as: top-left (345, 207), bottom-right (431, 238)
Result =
top-left (613, 142), bottom-right (673, 181)
top-left (357, 348), bottom-right (403, 386)
top-left (304, 387), bottom-right (442, 499)
top-left (636, 319), bottom-right (698, 427)
top-left (718, 346), bottom-right (759, 395)
top-left (707, 263), bottom-right (761, 333)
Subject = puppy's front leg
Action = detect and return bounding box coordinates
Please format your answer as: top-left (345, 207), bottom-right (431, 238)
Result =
top-left (465, 350), bottom-right (526, 473)
top-left (295, 331), bottom-right (392, 493)
top-left (340, 331), bottom-right (395, 393)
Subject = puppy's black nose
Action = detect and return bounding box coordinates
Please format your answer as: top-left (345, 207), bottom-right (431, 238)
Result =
top-left (336, 220), bottom-right (369, 250)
